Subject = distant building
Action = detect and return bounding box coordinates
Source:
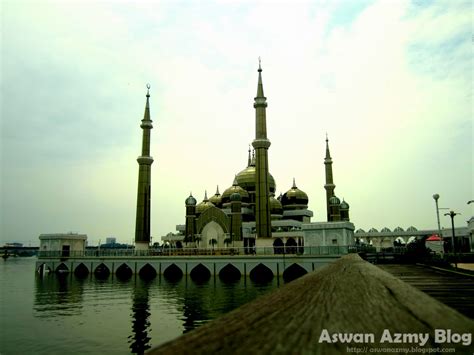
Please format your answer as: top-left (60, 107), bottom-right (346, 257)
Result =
top-left (3, 242), bottom-right (23, 248)
top-left (106, 237), bottom-right (116, 244)
top-left (39, 233), bottom-right (87, 256)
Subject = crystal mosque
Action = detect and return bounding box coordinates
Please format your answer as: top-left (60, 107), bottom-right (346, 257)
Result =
top-left (150, 61), bottom-right (356, 252)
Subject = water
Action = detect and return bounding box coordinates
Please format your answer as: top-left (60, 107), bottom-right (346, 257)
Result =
top-left (0, 257), bottom-right (281, 354)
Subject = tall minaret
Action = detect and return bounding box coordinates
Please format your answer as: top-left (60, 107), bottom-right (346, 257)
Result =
top-left (135, 84), bottom-right (154, 250)
top-left (324, 134), bottom-right (336, 222)
top-left (252, 58), bottom-right (272, 239)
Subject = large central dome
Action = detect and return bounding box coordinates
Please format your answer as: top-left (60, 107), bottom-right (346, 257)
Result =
top-left (236, 165), bottom-right (276, 193)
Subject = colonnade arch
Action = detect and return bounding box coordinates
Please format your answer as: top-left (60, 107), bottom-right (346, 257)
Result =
top-left (37, 260), bottom-right (315, 283)
top-left (74, 263), bottom-right (89, 277)
top-left (189, 263), bottom-right (211, 282)
top-left (218, 264), bottom-right (241, 282)
top-left (116, 263), bottom-right (133, 280)
top-left (139, 263), bottom-right (157, 280)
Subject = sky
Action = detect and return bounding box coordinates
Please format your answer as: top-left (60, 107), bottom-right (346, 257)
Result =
top-left (1, 0), bottom-right (472, 246)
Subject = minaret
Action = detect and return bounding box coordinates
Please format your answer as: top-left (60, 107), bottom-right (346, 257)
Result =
top-left (252, 58), bottom-right (272, 239)
top-left (185, 192), bottom-right (197, 243)
top-left (135, 84), bottom-right (154, 250)
top-left (324, 134), bottom-right (336, 222)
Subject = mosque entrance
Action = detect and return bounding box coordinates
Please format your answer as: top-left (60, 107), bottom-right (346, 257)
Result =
top-left (273, 238), bottom-right (284, 254)
top-left (244, 238), bottom-right (255, 254)
top-left (285, 238), bottom-right (297, 254)
top-left (201, 221), bottom-right (225, 249)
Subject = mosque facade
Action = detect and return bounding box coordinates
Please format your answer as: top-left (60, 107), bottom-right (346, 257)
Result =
top-left (159, 63), bottom-right (355, 252)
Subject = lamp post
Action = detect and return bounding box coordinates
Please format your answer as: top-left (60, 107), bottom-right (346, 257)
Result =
top-left (444, 211), bottom-right (460, 268)
top-left (433, 194), bottom-right (442, 238)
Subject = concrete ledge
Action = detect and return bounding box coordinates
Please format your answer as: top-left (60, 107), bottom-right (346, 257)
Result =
top-left (416, 263), bottom-right (474, 278)
top-left (148, 254), bottom-right (473, 354)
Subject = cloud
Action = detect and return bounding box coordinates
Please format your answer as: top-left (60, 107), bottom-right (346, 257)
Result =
top-left (1, 0), bottom-right (471, 245)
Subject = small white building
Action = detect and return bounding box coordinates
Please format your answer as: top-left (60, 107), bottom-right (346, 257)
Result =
top-left (39, 233), bottom-right (87, 256)
top-left (302, 221), bottom-right (355, 252)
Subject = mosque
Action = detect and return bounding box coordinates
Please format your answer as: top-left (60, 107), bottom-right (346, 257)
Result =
top-left (154, 61), bottom-right (355, 252)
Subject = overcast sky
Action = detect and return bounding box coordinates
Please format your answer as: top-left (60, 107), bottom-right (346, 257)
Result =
top-left (1, 0), bottom-right (472, 246)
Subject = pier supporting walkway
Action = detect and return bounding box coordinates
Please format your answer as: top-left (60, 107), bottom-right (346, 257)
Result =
top-left (379, 264), bottom-right (474, 319)
top-left (148, 254), bottom-right (473, 354)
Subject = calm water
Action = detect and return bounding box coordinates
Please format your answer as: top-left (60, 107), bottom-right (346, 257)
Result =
top-left (0, 257), bottom-right (281, 354)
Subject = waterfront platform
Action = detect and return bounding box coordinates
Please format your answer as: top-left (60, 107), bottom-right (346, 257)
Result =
top-left (36, 246), bottom-right (353, 280)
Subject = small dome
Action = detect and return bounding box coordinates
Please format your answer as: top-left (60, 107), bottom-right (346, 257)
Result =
top-left (185, 194), bottom-right (197, 206)
top-left (394, 227), bottom-right (404, 232)
top-left (196, 191), bottom-right (215, 214)
top-left (208, 186), bottom-right (222, 207)
top-left (269, 193), bottom-right (283, 215)
top-left (356, 228), bottom-right (366, 233)
top-left (281, 179), bottom-right (308, 208)
top-left (340, 199), bottom-right (349, 209)
top-left (368, 228), bottom-right (379, 233)
top-left (406, 226), bottom-right (418, 232)
top-left (221, 177), bottom-right (249, 203)
top-left (329, 195), bottom-right (341, 205)
top-left (381, 227), bottom-right (391, 232)
top-left (230, 192), bottom-right (241, 202)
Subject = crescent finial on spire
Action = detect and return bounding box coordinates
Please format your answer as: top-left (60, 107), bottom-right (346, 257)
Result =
top-left (146, 83), bottom-right (151, 97)
top-left (258, 56), bottom-right (262, 72)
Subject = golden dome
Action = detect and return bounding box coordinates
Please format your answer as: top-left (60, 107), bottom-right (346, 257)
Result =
top-left (235, 165), bottom-right (276, 193)
top-left (196, 191), bottom-right (215, 214)
top-left (222, 177), bottom-right (249, 203)
top-left (208, 186), bottom-right (222, 207)
top-left (269, 193), bottom-right (283, 215)
top-left (281, 178), bottom-right (308, 207)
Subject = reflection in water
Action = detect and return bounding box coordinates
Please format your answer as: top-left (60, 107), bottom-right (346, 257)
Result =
top-left (34, 273), bottom-right (84, 317)
top-left (30, 266), bottom-right (281, 354)
top-left (160, 277), bottom-right (283, 333)
top-left (129, 279), bottom-right (152, 354)
top-left (182, 280), bottom-right (211, 333)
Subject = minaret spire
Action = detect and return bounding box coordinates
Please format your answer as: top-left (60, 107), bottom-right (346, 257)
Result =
top-left (252, 58), bottom-right (272, 239)
top-left (257, 56), bottom-right (264, 98)
top-left (324, 134), bottom-right (336, 222)
top-left (325, 132), bottom-right (331, 160)
top-left (247, 145), bottom-right (252, 167)
top-left (135, 84), bottom-right (154, 250)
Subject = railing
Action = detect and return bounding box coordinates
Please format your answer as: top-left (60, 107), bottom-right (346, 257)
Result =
top-left (38, 245), bottom-right (360, 258)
